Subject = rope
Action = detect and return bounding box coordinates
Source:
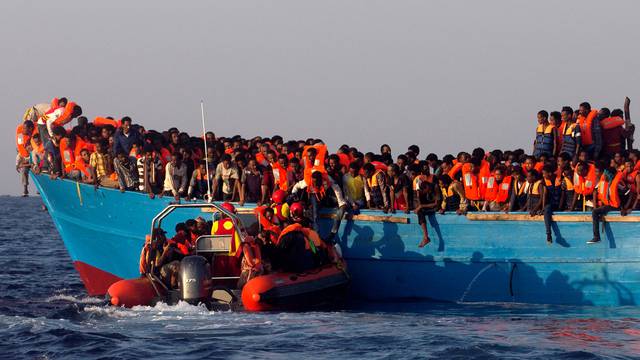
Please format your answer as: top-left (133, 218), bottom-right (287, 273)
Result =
top-left (76, 182), bottom-right (83, 206)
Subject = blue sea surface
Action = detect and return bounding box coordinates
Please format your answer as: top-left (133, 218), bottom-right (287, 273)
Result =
top-left (1, 197), bottom-right (640, 359)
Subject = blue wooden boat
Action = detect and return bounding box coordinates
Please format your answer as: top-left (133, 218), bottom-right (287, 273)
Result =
top-left (31, 173), bottom-right (640, 306)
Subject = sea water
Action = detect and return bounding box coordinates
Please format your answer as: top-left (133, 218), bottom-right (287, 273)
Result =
top-left (1, 197), bottom-right (639, 359)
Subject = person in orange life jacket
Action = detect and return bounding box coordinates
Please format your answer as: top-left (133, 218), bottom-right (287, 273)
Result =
top-left (578, 102), bottom-right (603, 159)
top-left (388, 164), bottom-right (411, 213)
top-left (271, 153), bottom-right (290, 193)
top-left (570, 160), bottom-right (596, 211)
top-left (274, 202), bottom-right (334, 273)
top-left (601, 108), bottom-right (627, 156)
top-left (437, 174), bottom-right (468, 215)
top-left (620, 157), bottom-right (640, 216)
top-left (291, 170), bottom-right (348, 241)
top-left (533, 110), bottom-right (557, 158)
top-left (558, 107), bottom-right (581, 161)
top-left (158, 223), bottom-right (193, 289)
top-left (621, 154), bottom-right (640, 216)
top-left (362, 162), bottom-right (391, 212)
top-left (16, 120), bottom-right (35, 196)
top-left (69, 148), bottom-right (94, 184)
top-left (439, 155), bottom-right (455, 179)
top-left (415, 180), bottom-right (440, 247)
top-left (507, 166), bottom-right (528, 212)
top-left (549, 111), bottom-right (564, 156)
top-left (588, 164), bottom-right (624, 244)
top-left (30, 133), bottom-right (46, 175)
top-left (447, 152), bottom-right (470, 181)
top-left (188, 160), bottom-right (212, 200)
top-left (482, 165), bottom-right (512, 212)
top-left (541, 165), bottom-right (562, 244)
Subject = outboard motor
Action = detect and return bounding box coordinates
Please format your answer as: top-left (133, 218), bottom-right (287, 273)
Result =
top-left (179, 256), bottom-right (211, 305)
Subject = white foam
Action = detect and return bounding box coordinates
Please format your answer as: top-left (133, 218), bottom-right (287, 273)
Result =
top-left (45, 294), bottom-right (104, 304)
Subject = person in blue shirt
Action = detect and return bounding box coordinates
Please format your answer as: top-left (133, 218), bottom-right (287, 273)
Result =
top-left (112, 117), bottom-right (142, 156)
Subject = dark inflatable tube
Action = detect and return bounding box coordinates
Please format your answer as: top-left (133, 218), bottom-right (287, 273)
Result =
top-left (241, 263), bottom-right (350, 312)
top-left (107, 277), bottom-right (163, 308)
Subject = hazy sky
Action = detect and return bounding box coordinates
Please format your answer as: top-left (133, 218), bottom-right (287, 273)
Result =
top-left (1, 0), bottom-right (638, 195)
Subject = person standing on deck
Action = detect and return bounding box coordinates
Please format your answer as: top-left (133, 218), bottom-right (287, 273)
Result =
top-left (533, 110), bottom-right (557, 158)
top-left (112, 117), bottom-right (142, 157)
top-left (577, 102), bottom-right (602, 160)
top-left (601, 108), bottom-right (627, 157)
top-left (559, 106), bottom-right (581, 161)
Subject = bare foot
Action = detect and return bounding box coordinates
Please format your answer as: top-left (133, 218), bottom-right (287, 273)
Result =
top-left (418, 236), bottom-right (431, 248)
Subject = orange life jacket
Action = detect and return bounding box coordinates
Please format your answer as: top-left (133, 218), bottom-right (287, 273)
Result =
top-left (462, 166), bottom-right (481, 201)
top-left (495, 176), bottom-right (512, 203)
top-left (272, 163), bottom-right (288, 191)
top-left (573, 164), bottom-right (596, 195)
top-left (448, 162), bottom-right (464, 180)
top-left (16, 124), bottom-right (31, 158)
top-left (577, 110), bottom-right (598, 146)
top-left (255, 152), bottom-right (269, 167)
top-left (304, 169), bottom-right (328, 201)
top-left (93, 117), bottom-right (122, 128)
top-left (52, 102), bottom-right (77, 126)
top-left (254, 206), bottom-right (282, 239)
top-left (600, 116), bottom-right (625, 130)
top-left (302, 144), bottom-right (327, 171)
top-left (608, 171), bottom-right (624, 208)
top-left (277, 223), bottom-right (325, 252)
top-left (596, 175), bottom-right (611, 206)
top-left (74, 157), bottom-right (93, 178)
top-left (370, 161), bottom-right (388, 172)
top-left (59, 137), bottom-right (76, 173)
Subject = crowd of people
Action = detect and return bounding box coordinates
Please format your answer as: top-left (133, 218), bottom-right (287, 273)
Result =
top-left (15, 97), bottom-right (639, 247)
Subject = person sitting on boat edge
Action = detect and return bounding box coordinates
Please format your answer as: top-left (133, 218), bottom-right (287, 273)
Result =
top-left (415, 179), bottom-right (440, 247)
top-left (482, 165), bottom-right (512, 212)
top-left (588, 164), bottom-right (625, 244)
top-left (541, 164), bottom-right (561, 244)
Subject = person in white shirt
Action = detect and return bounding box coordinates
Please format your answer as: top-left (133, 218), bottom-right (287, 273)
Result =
top-left (163, 152), bottom-right (188, 200)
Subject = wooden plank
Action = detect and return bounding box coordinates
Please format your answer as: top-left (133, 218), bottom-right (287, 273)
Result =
top-left (320, 213), bottom-right (409, 224)
top-left (466, 213), bottom-right (640, 223)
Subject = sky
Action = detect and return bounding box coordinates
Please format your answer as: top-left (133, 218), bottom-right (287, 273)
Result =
top-left (1, 0), bottom-right (638, 195)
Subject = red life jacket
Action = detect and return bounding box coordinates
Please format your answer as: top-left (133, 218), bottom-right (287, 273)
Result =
top-left (211, 219), bottom-right (241, 256)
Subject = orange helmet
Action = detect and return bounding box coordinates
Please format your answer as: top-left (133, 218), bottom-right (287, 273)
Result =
top-left (271, 189), bottom-right (287, 204)
top-left (221, 202), bottom-right (236, 214)
top-left (289, 202), bottom-right (304, 219)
